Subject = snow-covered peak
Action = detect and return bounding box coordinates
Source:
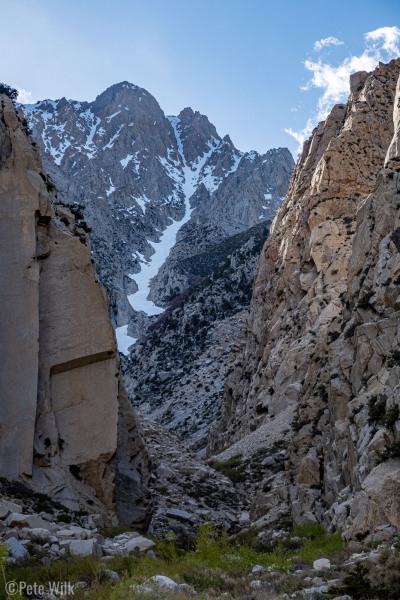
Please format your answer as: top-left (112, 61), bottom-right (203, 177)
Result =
top-left (22, 82), bottom-right (294, 354)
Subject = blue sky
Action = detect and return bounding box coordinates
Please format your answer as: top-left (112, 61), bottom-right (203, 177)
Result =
top-left (2, 0), bottom-right (399, 155)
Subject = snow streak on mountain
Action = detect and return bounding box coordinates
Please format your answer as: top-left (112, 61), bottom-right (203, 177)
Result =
top-left (23, 82), bottom-right (294, 352)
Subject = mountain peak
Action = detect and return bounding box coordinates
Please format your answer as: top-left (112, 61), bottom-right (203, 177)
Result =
top-left (175, 107), bottom-right (221, 164)
top-left (91, 81), bottom-right (157, 113)
top-left (178, 106), bottom-right (196, 119)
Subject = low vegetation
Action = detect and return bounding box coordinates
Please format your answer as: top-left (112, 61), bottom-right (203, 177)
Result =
top-left (0, 522), bottom-right (367, 599)
top-left (207, 456), bottom-right (246, 482)
top-left (0, 83), bottom-right (18, 101)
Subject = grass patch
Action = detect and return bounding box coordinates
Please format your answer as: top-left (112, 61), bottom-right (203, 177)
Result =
top-left (208, 456), bottom-right (246, 482)
top-left (291, 523), bottom-right (344, 562)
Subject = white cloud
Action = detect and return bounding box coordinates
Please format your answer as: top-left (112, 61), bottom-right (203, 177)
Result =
top-left (365, 26), bottom-right (400, 55)
top-left (285, 118), bottom-right (315, 149)
top-left (286, 26), bottom-right (400, 152)
top-left (314, 36), bottom-right (343, 51)
top-left (17, 89), bottom-right (36, 104)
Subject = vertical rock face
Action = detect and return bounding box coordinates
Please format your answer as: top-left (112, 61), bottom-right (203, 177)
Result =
top-left (211, 59), bottom-right (400, 541)
top-left (0, 95), bottom-right (149, 525)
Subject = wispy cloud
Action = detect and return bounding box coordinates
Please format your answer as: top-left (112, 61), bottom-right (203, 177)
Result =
top-left (17, 89), bottom-right (36, 104)
top-left (314, 36), bottom-right (343, 51)
top-left (286, 26), bottom-right (400, 152)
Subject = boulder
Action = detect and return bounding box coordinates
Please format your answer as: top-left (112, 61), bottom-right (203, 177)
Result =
top-left (165, 509), bottom-right (197, 524)
top-left (136, 575), bottom-right (181, 594)
top-left (69, 538), bottom-right (102, 558)
top-left (18, 527), bottom-right (51, 541)
top-left (313, 558), bottom-right (331, 571)
top-left (251, 565), bottom-right (265, 574)
top-left (56, 526), bottom-right (89, 540)
top-left (122, 536), bottom-right (155, 554)
top-left (6, 513), bottom-right (54, 531)
top-left (0, 500), bottom-right (23, 515)
top-left (7, 537), bottom-right (28, 560)
top-left (239, 511), bottom-right (250, 525)
top-left (102, 569), bottom-right (120, 582)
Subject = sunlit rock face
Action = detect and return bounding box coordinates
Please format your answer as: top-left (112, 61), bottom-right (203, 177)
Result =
top-left (210, 59), bottom-right (400, 542)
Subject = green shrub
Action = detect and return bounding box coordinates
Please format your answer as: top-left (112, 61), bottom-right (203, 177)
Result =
top-left (0, 83), bottom-right (18, 101)
top-left (332, 563), bottom-right (373, 599)
top-left (291, 523), bottom-right (344, 562)
top-left (385, 405), bottom-right (400, 430)
top-left (208, 456), bottom-right (245, 482)
top-left (381, 442), bottom-right (400, 461)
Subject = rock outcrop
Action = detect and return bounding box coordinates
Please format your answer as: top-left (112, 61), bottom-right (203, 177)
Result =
top-left (0, 94), bottom-right (149, 525)
top-left (210, 59), bottom-right (400, 541)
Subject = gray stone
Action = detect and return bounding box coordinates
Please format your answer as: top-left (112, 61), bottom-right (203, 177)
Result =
top-left (123, 536), bottom-right (156, 554)
top-left (0, 500), bottom-right (23, 515)
top-left (18, 527), bottom-right (51, 541)
top-left (5, 513), bottom-right (54, 531)
top-left (56, 526), bottom-right (89, 540)
top-left (313, 558), bottom-right (331, 571)
top-left (165, 509), bottom-right (197, 524)
top-left (6, 513), bottom-right (30, 528)
top-left (136, 575), bottom-right (181, 594)
top-left (69, 539), bottom-right (102, 558)
top-left (251, 565), bottom-right (265, 574)
top-left (302, 587), bottom-right (329, 598)
top-left (7, 537), bottom-right (28, 560)
top-left (102, 569), bottom-right (120, 582)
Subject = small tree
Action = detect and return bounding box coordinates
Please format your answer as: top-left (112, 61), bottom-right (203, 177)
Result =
top-left (0, 83), bottom-right (18, 101)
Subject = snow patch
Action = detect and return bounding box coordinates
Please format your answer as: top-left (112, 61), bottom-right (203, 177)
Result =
top-left (106, 178), bottom-right (115, 196)
top-left (229, 152), bottom-right (243, 174)
top-left (134, 195), bottom-right (149, 214)
top-left (106, 110), bottom-right (121, 122)
top-left (103, 124), bottom-right (124, 149)
top-left (115, 325), bottom-right (136, 356)
top-left (200, 165), bottom-right (220, 194)
top-left (51, 139), bottom-right (71, 166)
top-left (81, 109), bottom-right (100, 159)
top-left (120, 154), bottom-right (133, 168)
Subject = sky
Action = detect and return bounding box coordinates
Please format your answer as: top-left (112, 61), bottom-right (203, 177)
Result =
top-left (1, 0), bottom-right (400, 156)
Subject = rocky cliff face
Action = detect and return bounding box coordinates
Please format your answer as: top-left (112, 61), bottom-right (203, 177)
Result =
top-left (210, 59), bottom-right (400, 542)
top-left (0, 95), bottom-right (149, 526)
top-left (23, 84), bottom-right (293, 339)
